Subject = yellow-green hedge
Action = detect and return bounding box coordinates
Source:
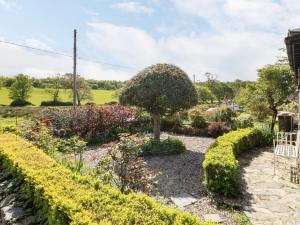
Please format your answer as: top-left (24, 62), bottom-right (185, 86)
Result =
top-left (203, 128), bottom-right (271, 197)
top-left (0, 133), bottom-right (213, 225)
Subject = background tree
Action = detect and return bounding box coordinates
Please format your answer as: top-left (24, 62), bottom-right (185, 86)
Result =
top-left (235, 83), bottom-right (271, 120)
top-left (256, 64), bottom-right (295, 131)
top-left (236, 65), bottom-right (295, 131)
top-left (204, 72), bottom-right (234, 104)
top-left (9, 74), bottom-right (32, 104)
top-left (120, 63), bottom-right (198, 141)
top-left (45, 74), bottom-right (63, 102)
top-left (63, 73), bottom-right (93, 105)
top-left (76, 77), bottom-right (94, 105)
top-left (196, 85), bottom-right (215, 103)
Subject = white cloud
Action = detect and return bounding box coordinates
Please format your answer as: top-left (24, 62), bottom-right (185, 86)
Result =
top-left (87, 22), bottom-right (162, 67)
top-left (1, 0), bottom-right (296, 82)
top-left (0, 38), bottom-right (131, 81)
top-left (83, 8), bottom-right (99, 17)
top-left (0, 0), bottom-right (21, 11)
top-left (86, 22), bottom-right (281, 81)
top-left (111, 1), bottom-right (153, 15)
top-left (171, 0), bottom-right (300, 33)
top-left (23, 38), bottom-right (53, 50)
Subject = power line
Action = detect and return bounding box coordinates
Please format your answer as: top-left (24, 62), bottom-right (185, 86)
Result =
top-left (0, 39), bottom-right (71, 58)
top-left (0, 39), bottom-right (135, 70)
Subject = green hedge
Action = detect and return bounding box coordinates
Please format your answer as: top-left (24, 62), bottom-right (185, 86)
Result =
top-left (203, 128), bottom-right (271, 197)
top-left (141, 136), bottom-right (186, 156)
top-left (0, 133), bottom-right (213, 225)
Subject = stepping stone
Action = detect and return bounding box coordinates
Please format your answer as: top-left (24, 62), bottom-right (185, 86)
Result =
top-left (170, 193), bottom-right (198, 208)
top-left (203, 214), bottom-right (224, 223)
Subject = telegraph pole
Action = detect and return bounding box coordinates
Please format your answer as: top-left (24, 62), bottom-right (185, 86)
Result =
top-left (73, 29), bottom-right (77, 110)
top-left (193, 74), bottom-right (196, 84)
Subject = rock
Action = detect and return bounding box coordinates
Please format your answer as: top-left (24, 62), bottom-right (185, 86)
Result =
top-left (0, 194), bottom-right (17, 208)
top-left (171, 193), bottom-right (199, 209)
top-left (203, 214), bottom-right (224, 223)
top-left (2, 205), bottom-right (26, 222)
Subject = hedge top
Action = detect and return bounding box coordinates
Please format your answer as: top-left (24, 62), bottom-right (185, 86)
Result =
top-left (120, 63), bottom-right (198, 115)
top-left (0, 133), bottom-right (213, 225)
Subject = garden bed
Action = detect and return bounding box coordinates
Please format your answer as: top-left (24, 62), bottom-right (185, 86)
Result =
top-left (0, 133), bottom-right (212, 225)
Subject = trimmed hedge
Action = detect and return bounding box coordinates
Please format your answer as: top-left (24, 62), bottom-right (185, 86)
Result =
top-left (0, 133), bottom-right (213, 225)
top-left (203, 128), bottom-right (271, 197)
top-left (40, 101), bottom-right (73, 106)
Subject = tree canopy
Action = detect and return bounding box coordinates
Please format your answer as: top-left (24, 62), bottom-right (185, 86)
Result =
top-left (120, 63), bottom-right (198, 115)
top-left (9, 74), bottom-right (32, 104)
top-left (236, 64), bottom-right (295, 131)
top-left (120, 63), bottom-right (197, 141)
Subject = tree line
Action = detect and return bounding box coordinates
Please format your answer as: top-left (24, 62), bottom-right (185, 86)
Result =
top-left (0, 76), bottom-right (125, 90)
top-left (0, 74), bottom-right (98, 106)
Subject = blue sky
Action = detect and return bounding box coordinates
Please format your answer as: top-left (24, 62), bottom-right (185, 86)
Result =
top-left (0, 0), bottom-right (299, 81)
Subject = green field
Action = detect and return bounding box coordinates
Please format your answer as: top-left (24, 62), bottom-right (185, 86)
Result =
top-left (0, 88), bottom-right (117, 106)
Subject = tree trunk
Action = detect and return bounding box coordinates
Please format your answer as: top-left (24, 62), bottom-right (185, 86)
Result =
top-left (270, 109), bottom-right (277, 132)
top-left (76, 90), bottom-right (81, 106)
top-left (153, 113), bottom-right (161, 142)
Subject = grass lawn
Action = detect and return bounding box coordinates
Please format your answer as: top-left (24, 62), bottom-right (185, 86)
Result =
top-left (0, 116), bottom-right (24, 129)
top-left (0, 88), bottom-right (117, 106)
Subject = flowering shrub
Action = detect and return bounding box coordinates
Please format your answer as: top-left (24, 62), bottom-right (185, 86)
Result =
top-left (39, 104), bottom-right (136, 144)
top-left (19, 121), bottom-right (87, 173)
top-left (97, 134), bottom-right (160, 193)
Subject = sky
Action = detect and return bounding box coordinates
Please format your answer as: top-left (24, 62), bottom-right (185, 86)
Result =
top-left (0, 0), bottom-right (299, 82)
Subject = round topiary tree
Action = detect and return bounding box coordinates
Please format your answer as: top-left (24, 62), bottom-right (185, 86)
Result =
top-left (120, 63), bottom-right (198, 141)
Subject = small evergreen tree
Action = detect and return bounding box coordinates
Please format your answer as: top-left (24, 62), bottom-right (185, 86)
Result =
top-left (120, 63), bottom-right (198, 141)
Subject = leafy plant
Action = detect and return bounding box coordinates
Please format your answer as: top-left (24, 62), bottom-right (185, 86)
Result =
top-left (141, 136), bottom-right (186, 156)
top-left (97, 134), bottom-right (160, 194)
top-left (20, 120), bottom-right (87, 173)
top-left (189, 108), bottom-right (207, 129)
top-left (207, 122), bottom-right (229, 138)
top-left (234, 113), bottom-right (254, 129)
top-left (39, 104), bottom-right (136, 144)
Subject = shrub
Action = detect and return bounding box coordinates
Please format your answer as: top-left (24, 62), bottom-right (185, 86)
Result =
top-left (173, 127), bottom-right (208, 137)
top-left (191, 114), bottom-right (207, 129)
top-left (97, 135), bottom-right (160, 194)
top-left (0, 133), bottom-right (211, 225)
top-left (20, 121), bottom-right (87, 173)
top-left (39, 104), bottom-right (136, 144)
top-left (203, 128), bottom-right (270, 197)
top-left (207, 122), bottom-right (229, 138)
top-left (161, 113), bottom-right (183, 131)
top-left (10, 100), bottom-right (32, 107)
top-left (210, 107), bottom-right (237, 124)
top-left (141, 136), bottom-right (186, 156)
top-left (40, 101), bottom-right (73, 106)
top-left (234, 113), bottom-right (254, 129)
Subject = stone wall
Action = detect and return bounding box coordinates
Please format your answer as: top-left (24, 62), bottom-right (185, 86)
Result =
top-left (0, 162), bottom-right (38, 225)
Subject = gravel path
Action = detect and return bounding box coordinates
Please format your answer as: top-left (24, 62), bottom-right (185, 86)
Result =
top-left (82, 133), bottom-right (236, 224)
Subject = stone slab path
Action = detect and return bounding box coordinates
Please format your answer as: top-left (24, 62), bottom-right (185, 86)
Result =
top-left (239, 148), bottom-right (300, 225)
